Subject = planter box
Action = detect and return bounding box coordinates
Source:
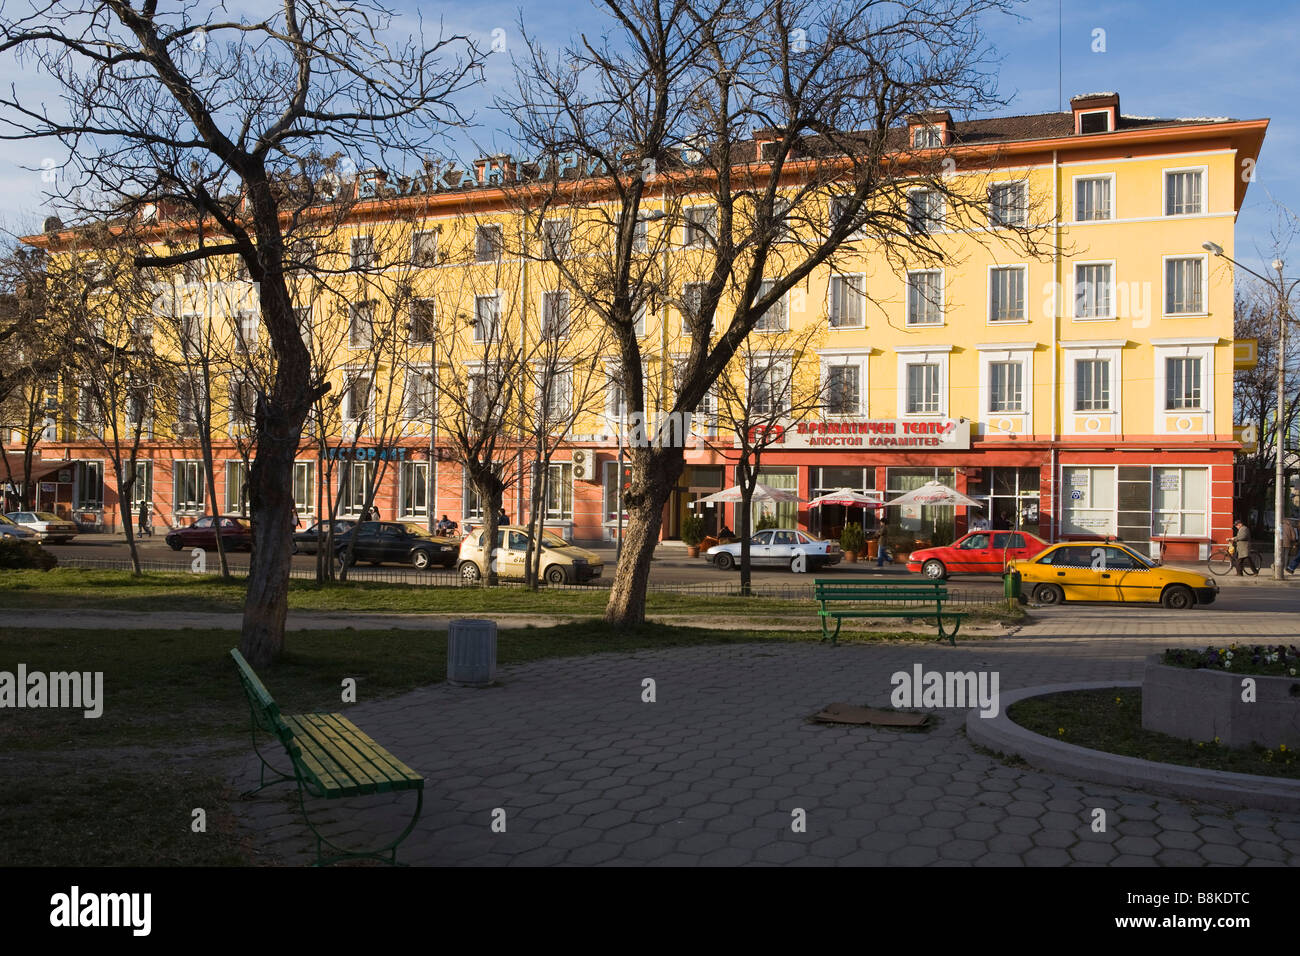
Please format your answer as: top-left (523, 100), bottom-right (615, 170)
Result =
top-left (1142, 654), bottom-right (1300, 750)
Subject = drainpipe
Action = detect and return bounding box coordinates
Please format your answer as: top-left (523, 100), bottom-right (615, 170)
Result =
top-left (1050, 149), bottom-right (1060, 543)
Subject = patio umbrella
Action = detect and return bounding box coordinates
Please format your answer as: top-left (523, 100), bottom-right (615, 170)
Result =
top-left (691, 482), bottom-right (804, 506)
top-left (884, 480), bottom-right (983, 509)
top-left (806, 488), bottom-right (885, 508)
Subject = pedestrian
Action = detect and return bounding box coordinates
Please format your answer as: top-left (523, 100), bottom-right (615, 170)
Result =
top-left (137, 498), bottom-right (151, 536)
top-left (497, 506), bottom-right (508, 526)
top-left (1230, 519), bottom-right (1254, 576)
top-left (1284, 518), bottom-right (1299, 575)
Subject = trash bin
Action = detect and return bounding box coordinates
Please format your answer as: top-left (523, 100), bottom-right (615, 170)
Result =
top-left (1003, 568), bottom-right (1022, 603)
top-left (447, 618), bottom-right (497, 687)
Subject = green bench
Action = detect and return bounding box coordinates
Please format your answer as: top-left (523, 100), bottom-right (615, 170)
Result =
top-left (231, 648), bottom-right (425, 866)
top-left (814, 578), bottom-right (967, 646)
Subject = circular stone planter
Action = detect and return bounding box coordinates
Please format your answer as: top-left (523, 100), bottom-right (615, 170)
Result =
top-left (967, 682), bottom-right (1300, 813)
top-left (1142, 653), bottom-right (1300, 751)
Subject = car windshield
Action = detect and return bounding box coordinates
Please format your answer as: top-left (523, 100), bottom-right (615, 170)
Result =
top-left (0, 515), bottom-right (15, 527)
top-left (35, 512), bottom-right (61, 521)
top-left (1126, 549), bottom-right (1158, 569)
top-left (541, 531), bottom-right (571, 549)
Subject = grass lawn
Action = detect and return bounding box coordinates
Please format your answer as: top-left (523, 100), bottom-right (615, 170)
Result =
top-left (0, 618), bottom-right (942, 866)
top-left (0, 567), bottom-right (1024, 623)
top-left (1008, 688), bottom-right (1300, 780)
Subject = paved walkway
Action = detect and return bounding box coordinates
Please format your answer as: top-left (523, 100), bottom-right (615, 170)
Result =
top-left (231, 609), bottom-right (1300, 866)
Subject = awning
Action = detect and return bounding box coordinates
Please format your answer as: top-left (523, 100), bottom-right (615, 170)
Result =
top-left (0, 455), bottom-right (78, 484)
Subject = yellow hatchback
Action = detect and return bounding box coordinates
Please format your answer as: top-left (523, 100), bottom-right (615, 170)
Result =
top-left (1009, 541), bottom-right (1219, 609)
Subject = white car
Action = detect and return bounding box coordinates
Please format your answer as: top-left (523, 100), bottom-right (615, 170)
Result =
top-left (0, 513), bottom-right (38, 541)
top-left (706, 529), bottom-right (842, 573)
top-left (4, 511), bottom-right (78, 543)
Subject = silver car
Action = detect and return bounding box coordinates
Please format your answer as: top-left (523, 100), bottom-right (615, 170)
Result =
top-left (0, 513), bottom-right (37, 541)
top-left (706, 529), bottom-right (842, 573)
top-left (5, 511), bottom-right (78, 543)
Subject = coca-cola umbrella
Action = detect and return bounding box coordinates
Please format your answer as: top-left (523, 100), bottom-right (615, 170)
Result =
top-left (806, 488), bottom-right (885, 508)
top-left (884, 481), bottom-right (983, 509)
top-left (691, 482), bottom-right (804, 505)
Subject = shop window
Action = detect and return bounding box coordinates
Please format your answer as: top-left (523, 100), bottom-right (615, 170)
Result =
top-left (884, 467), bottom-right (955, 548)
top-left (1061, 466), bottom-right (1116, 535)
top-left (400, 461), bottom-right (428, 518)
top-left (968, 466), bottom-right (1039, 532)
top-left (1152, 467), bottom-right (1207, 537)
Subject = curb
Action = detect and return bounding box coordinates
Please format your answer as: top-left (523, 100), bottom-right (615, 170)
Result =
top-left (966, 681), bottom-right (1300, 813)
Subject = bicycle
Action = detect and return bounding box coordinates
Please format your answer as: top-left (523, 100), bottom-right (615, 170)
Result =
top-left (1206, 543), bottom-right (1261, 576)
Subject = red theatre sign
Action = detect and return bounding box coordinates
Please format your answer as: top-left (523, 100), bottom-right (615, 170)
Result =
top-left (741, 418), bottom-right (971, 450)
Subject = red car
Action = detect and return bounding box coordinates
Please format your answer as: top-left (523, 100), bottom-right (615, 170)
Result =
top-left (165, 515), bottom-right (253, 552)
top-left (907, 530), bottom-right (1049, 580)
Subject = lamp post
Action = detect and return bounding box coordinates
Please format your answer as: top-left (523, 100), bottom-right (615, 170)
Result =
top-left (1203, 241), bottom-right (1299, 579)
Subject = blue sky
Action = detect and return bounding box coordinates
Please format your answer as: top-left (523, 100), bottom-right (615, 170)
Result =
top-left (2, 0), bottom-right (1295, 282)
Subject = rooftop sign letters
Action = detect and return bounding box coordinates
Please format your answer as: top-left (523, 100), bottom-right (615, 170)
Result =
top-left (744, 419), bottom-right (971, 450)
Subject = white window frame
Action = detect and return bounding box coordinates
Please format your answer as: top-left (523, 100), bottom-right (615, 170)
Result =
top-left (683, 204), bottom-right (716, 248)
top-left (1078, 109), bottom-right (1111, 134)
top-left (1163, 165), bottom-right (1207, 217)
top-left (398, 460), bottom-right (430, 519)
top-left (543, 462), bottom-right (574, 520)
top-left (542, 289), bottom-right (571, 340)
top-left (409, 298), bottom-right (436, 345)
top-left (907, 188), bottom-right (944, 234)
top-left (235, 310), bottom-right (259, 352)
top-left (987, 181), bottom-right (1028, 228)
top-left (828, 273), bottom-right (866, 329)
top-left (402, 366), bottom-right (436, 423)
top-left (912, 125), bottom-right (942, 149)
top-left (1060, 465), bottom-right (1117, 536)
top-left (172, 460), bottom-right (206, 516)
top-left (473, 293), bottom-right (501, 342)
top-left (895, 346), bottom-right (951, 419)
top-left (411, 229), bottom-right (438, 267)
top-left (475, 224), bottom-right (503, 262)
top-left (747, 353), bottom-right (792, 417)
top-left (828, 195), bottom-right (867, 239)
top-left (987, 264), bottom-right (1028, 323)
top-left (906, 269), bottom-right (944, 326)
top-left (227, 378), bottom-right (256, 433)
top-left (1061, 341), bottom-right (1123, 436)
top-left (225, 460), bottom-right (249, 515)
top-left (347, 301), bottom-right (373, 350)
top-left (350, 234), bottom-right (376, 269)
top-left (542, 218), bottom-right (572, 259)
top-left (1072, 260), bottom-right (1116, 321)
top-left (292, 460), bottom-right (315, 516)
top-left (632, 299), bottom-right (647, 338)
top-left (681, 281), bottom-right (708, 335)
top-left (1161, 254), bottom-right (1209, 317)
top-left (540, 365), bottom-right (573, 421)
top-left (1152, 340), bottom-right (1215, 435)
top-left (1152, 466), bottom-right (1209, 538)
top-left (1071, 172), bottom-right (1115, 223)
top-left (342, 370), bottom-right (373, 429)
top-left (818, 349), bottom-right (870, 417)
top-left (976, 343), bottom-right (1035, 430)
top-left (753, 279), bottom-right (789, 332)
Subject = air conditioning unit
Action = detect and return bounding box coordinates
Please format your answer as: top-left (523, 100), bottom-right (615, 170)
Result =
top-left (572, 449), bottom-right (593, 481)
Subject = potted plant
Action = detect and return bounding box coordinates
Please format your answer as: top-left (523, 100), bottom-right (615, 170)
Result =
top-left (681, 513), bottom-right (706, 558)
top-left (756, 510), bottom-right (779, 531)
top-left (840, 522), bottom-right (864, 563)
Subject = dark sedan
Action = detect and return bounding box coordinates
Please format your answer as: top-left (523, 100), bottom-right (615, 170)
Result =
top-left (333, 521), bottom-right (459, 570)
top-left (292, 519), bottom-right (357, 555)
top-left (165, 515), bottom-right (253, 552)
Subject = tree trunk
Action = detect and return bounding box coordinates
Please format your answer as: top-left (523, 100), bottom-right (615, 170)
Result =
top-left (739, 487), bottom-right (753, 597)
top-left (240, 418), bottom-right (300, 668)
top-left (200, 435), bottom-right (229, 579)
top-left (603, 447), bottom-right (682, 625)
top-left (117, 467), bottom-right (142, 576)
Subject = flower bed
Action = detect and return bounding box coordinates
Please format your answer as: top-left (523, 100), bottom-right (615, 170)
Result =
top-left (1143, 652), bottom-right (1300, 750)
top-left (1162, 644), bottom-right (1300, 678)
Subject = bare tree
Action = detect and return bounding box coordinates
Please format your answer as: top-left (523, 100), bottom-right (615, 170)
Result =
top-left (499, 0), bottom-right (1047, 624)
top-left (705, 318), bottom-right (829, 593)
top-left (0, 2), bottom-right (481, 665)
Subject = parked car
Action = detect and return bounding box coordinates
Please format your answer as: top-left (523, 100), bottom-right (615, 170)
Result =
top-left (1009, 541), bottom-right (1218, 609)
top-left (4, 510), bottom-right (78, 543)
top-left (292, 519), bottom-right (357, 555)
top-left (706, 529), bottom-right (841, 573)
top-left (906, 530), bottom-right (1050, 580)
top-left (165, 515), bottom-right (253, 552)
top-left (458, 526), bottom-right (604, 584)
top-left (333, 521), bottom-right (460, 570)
top-left (0, 513), bottom-right (38, 541)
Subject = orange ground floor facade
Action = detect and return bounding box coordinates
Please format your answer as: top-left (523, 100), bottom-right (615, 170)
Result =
top-left (4, 436), bottom-right (1237, 562)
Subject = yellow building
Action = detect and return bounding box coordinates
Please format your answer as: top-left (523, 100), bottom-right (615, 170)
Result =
top-left (14, 91), bottom-right (1266, 560)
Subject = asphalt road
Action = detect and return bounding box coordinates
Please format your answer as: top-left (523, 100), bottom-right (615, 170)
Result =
top-left (37, 533), bottom-right (1300, 611)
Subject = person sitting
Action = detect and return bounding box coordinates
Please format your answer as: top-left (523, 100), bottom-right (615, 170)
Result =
top-left (435, 514), bottom-right (457, 535)
top-left (717, 524), bottom-right (734, 541)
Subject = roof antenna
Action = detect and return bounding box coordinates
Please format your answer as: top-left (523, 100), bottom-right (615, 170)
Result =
top-left (1058, 0), bottom-right (1063, 112)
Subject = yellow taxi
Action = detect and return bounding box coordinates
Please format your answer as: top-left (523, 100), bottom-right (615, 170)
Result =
top-left (1008, 540), bottom-right (1219, 609)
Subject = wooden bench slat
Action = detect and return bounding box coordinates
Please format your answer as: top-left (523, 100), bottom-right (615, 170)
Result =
top-left (316, 713), bottom-right (423, 787)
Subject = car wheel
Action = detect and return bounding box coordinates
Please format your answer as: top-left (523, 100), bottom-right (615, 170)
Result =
top-left (291, 541), bottom-right (300, 555)
top-left (1033, 583), bottom-right (1065, 606)
top-left (1161, 585), bottom-right (1194, 610)
top-left (166, 537), bottom-right (182, 551)
top-left (922, 559), bottom-right (947, 580)
top-left (545, 565), bottom-right (568, 586)
top-left (411, 549), bottom-right (431, 570)
top-left (335, 551), bottom-right (354, 570)
top-left (459, 561), bottom-right (482, 584)
top-left (714, 552), bottom-right (735, 571)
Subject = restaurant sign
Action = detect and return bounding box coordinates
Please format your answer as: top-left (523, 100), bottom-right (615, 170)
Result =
top-left (744, 418), bottom-right (970, 450)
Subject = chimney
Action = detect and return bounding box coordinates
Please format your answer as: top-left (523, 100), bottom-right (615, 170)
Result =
top-left (1070, 92), bottom-right (1119, 134)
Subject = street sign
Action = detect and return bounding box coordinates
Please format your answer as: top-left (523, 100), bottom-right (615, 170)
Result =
top-left (1234, 339), bottom-right (1258, 369)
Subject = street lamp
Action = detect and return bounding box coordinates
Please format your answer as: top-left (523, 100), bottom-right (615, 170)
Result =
top-left (1204, 241), bottom-right (1300, 578)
